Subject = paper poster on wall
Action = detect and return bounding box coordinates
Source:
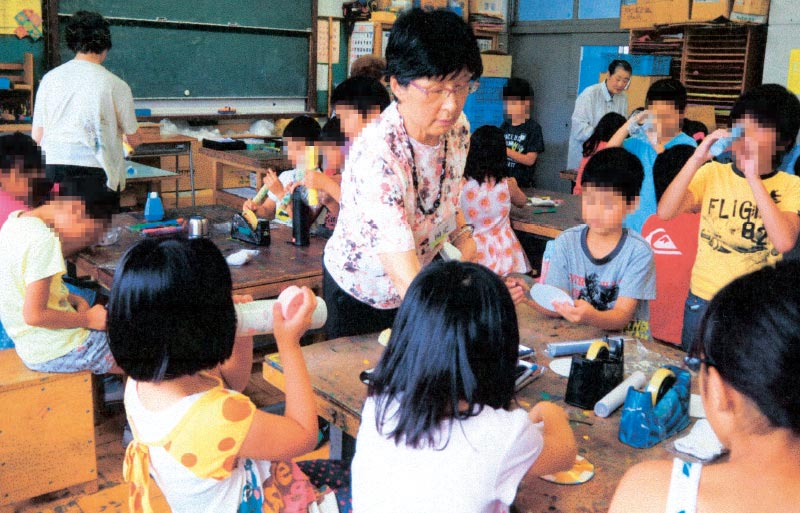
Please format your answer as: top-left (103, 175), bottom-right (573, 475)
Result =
top-left (317, 19), bottom-right (340, 65)
top-left (0, 0), bottom-right (42, 39)
top-left (788, 49), bottom-right (800, 95)
top-left (348, 22), bottom-right (375, 74)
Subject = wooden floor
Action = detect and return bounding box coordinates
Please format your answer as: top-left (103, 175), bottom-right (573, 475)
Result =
top-left (8, 354), bottom-right (328, 513)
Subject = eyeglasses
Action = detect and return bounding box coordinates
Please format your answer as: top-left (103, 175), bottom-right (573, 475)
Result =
top-left (683, 355), bottom-right (715, 372)
top-left (408, 80), bottom-right (480, 102)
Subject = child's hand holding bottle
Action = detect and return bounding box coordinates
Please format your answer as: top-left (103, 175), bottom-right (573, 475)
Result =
top-left (273, 287), bottom-right (316, 347)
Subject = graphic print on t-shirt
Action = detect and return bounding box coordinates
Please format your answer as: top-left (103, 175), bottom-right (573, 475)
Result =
top-left (699, 192), bottom-right (780, 268)
top-left (576, 272), bottom-right (619, 311)
top-left (505, 131), bottom-right (527, 168)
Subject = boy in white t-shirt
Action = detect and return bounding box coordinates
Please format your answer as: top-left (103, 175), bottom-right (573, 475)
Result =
top-left (32, 11), bottom-right (138, 208)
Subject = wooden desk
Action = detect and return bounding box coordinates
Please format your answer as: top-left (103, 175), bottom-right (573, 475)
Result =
top-left (262, 305), bottom-right (687, 512)
top-left (124, 161), bottom-right (179, 205)
top-left (510, 188), bottom-right (583, 238)
top-left (131, 134), bottom-right (196, 206)
top-left (72, 204), bottom-right (325, 299)
top-left (198, 147), bottom-right (293, 209)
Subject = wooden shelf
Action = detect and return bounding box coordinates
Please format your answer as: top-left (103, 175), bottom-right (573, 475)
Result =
top-left (629, 24), bottom-right (765, 129)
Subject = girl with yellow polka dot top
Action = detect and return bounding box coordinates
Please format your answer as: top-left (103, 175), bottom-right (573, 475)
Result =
top-left (107, 238), bottom-right (320, 513)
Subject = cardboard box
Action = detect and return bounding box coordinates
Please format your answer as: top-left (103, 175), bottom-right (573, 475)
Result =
top-left (481, 53), bottom-right (512, 78)
top-left (690, 0), bottom-right (732, 22)
top-left (162, 189), bottom-right (214, 209)
top-left (418, 0), bottom-right (447, 10)
top-left (620, 0), bottom-right (691, 30)
top-left (730, 0), bottom-right (769, 23)
top-left (470, 0), bottom-right (503, 16)
top-left (600, 73), bottom-right (671, 116)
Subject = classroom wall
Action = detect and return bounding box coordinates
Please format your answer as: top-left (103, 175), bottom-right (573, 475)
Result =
top-left (510, 19), bottom-right (628, 192)
top-left (0, 35), bottom-right (45, 85)
top-left (762, 0), bottom-right (798, 88)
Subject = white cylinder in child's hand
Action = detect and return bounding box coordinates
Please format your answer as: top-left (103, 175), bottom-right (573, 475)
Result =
top-left (593, 371), bottom-right (647, 418)
top-left (234, 297), bottom-right (327, 337)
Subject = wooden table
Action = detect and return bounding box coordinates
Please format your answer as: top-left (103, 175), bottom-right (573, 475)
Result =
top-left (124, 161), bottom-right (179, 205)
top-left (198, 147), bottom-right (293, 209)
top-left (262, 305), bottom-right (688, 513)
top-left (510, 188), bottom-right (583, 238)
top-left (72, 204), bottom-right (325, 299)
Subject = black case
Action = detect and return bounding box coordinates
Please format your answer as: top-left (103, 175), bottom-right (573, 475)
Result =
top-left (202, 138), bottom-right (247, 151)
top-left (564, 338), bottom-right (625, 410)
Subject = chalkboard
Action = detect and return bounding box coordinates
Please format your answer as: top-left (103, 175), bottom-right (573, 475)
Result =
top-left (58, 0), bottom-right (312, 31)
top-left (58, 1), bottom-right (312, 99)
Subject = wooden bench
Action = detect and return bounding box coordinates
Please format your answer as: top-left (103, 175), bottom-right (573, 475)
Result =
top-left (0, 349), bottom-right (98, 512)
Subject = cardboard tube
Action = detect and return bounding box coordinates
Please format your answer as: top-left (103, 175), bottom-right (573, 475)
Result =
top-left (545, 339), bottom-right (601, 358)
top-left (234, 297), bottom-right (327, 337)
top-left (593, 371), bottom-right (647, 418)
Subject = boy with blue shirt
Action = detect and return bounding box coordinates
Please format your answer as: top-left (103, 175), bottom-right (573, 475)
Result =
top-left (621, 79), bottom-right (697, 233)
top-left (513, 148), bottom-right (656, 338)
top-left (659, 84), bottom-right (800, 350)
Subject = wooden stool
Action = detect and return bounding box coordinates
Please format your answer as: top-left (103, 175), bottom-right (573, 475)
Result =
top-left (0, 349), bottom-right (98, 512)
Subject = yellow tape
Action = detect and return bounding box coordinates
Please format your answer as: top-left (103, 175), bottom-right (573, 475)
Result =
top-left (585, 341), bottom-right (609, 360)
top-left (378, 328), bottom-right (391, 347)
top-left (646, 368), bottom-right (676, 406)
top-left (242, 207), bottom-right (259, 230)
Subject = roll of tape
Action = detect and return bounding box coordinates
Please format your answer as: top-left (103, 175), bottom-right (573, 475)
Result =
top-left (646, 368), bottom-right (677, 406)
top-left (585, 340), bottom-right (610, 360)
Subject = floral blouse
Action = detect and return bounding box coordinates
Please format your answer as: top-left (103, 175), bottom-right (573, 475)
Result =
top-left (324, 102), bottom-right (470, 309)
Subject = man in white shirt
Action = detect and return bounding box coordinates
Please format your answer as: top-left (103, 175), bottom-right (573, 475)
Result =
top-left (566, 59), bottom-right (632, 170)
top-left (33, 11), bottom-right (138, 208)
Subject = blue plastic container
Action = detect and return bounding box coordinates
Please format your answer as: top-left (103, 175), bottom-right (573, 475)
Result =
top-left (144, 192), bottom-right (164, 222)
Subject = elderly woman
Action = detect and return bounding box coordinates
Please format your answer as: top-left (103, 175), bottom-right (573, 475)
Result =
top-left (323, 9), bottom-right (482, 338)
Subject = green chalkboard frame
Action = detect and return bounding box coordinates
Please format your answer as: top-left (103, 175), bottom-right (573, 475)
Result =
top-left (46, 0), bottom-right (317, 108)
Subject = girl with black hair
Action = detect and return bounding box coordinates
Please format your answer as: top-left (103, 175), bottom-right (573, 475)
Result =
top-left (352, 261), bottom-right (576, 512)
top-left (107, 238), bottom-right (326, 513)
top-left (573, 112), bottom-right (626, 194)
top-left (461, 125), bottom-right (530, 276)
top-left (610, 262), bottom-right (800, 513)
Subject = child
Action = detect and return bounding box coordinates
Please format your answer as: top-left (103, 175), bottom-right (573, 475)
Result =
top-left (306, 116), bottom-right (345, 238)
top-left (0, 132), bottom-right (52, 226)
top-left (0, 175), bottom-right (118, 373)
top-left (330, 76), bottom-right (391, 143)
top-left (519, 148), bottom-right (656, 337)
top-left (460, 125), bottom-right (530, 276)
top-left (572, 112), bottom-right (626, 195)
top-left (501, 77), bottom-right (544, 188)
top-left (351, 261), bottom-right (576, 512)
top-left (614, 79), bottom-right (698, 233)
top-left (609, 262), bottom-right (800, 513)
top-left (108, 238), bottom-right (327, 513)
top-left (242, 115), bottom-right (320, 223)
top-left (641, 145), bottom-right (698, 346)
top-left (658, 83), bottom-right (800, 350)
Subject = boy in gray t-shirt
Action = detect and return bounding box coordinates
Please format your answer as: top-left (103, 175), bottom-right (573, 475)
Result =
top-left (514, 147), bottom-right (655, 338)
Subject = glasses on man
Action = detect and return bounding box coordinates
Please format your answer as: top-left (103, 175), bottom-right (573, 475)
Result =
top-left (408, 80), bottom-right (480, 102)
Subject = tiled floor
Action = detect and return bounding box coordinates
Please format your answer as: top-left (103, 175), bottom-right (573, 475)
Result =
top-left (8, 355), bottom-right (323, 513)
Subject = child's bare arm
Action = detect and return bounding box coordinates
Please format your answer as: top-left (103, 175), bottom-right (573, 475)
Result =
top-left (658, 131), bottom-right (727, 219)
top-left (553, 296), bottom-right (637, 331)
top-left (238, 288), bottom-right (318, 460)
top-left (507, 177), bottom-right (528, 207)
top-left (507, 148), bottom-right (539, 167)
top-left (23, 277), bottom-right (106, 330)
top-left (525, 401), bottom-right (577, 477)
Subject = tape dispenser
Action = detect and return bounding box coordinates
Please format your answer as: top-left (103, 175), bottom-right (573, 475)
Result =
top-left (231, 208), bottom-right (270, 246)
top-left (564, 337), bottom-right (624, 410)
top-left (619, 365), bottom-right (691, 448)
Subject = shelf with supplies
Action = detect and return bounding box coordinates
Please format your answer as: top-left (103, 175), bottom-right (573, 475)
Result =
top-left (628, 23), bottom-right (766, 128)
top-left (0, 53), bottom-right (34, 125)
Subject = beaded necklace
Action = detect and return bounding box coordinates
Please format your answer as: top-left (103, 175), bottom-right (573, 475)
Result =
top-left (407, 138), bottom-right (447, 216)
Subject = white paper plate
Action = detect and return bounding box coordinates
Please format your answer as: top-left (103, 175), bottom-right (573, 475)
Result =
top-left (549, 358), bottom-right (572, 377)
top-left (530, 283), bottom-right (574, 312)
